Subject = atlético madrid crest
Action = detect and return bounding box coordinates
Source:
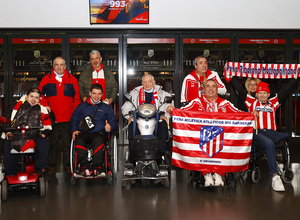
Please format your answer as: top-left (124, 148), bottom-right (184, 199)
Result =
top-left (199, 126), bottom-right (224, 158)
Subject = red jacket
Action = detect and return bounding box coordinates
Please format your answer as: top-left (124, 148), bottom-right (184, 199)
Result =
top-left (38, 69), bottom-right (81, 123)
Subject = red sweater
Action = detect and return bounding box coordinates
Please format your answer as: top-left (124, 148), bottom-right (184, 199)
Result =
top-left (38, 69), bottom-right (81, 123)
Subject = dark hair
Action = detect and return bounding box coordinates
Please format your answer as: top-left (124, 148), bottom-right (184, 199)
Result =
top-left (194, 55), bottom-right (208, 64)
top-left (90, 83), bottom-right (103, 92)
top-left (27, 87), bottom-right (41, 96)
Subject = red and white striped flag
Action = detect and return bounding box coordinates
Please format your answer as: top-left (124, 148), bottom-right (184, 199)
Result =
top-left (172, 109), bottom-right (254, 173)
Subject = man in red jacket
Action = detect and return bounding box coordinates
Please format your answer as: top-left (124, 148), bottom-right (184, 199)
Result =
top-left (39, 57), bottom-right (81, 173)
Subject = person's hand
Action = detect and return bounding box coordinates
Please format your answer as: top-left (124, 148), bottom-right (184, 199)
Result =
top-left (41, 134), bottom-right (46, 138)
top-left (72, 131), bottom-right (81, 140)
top-left (160, 115), bottom-right (168, 123)
top-left (82, 97), bottom-right (87, 102)
top-left (6, 132), bottom-right (13, 140)
top-left (46, 106), bottom-right (51, 113)
top-left (166, 105), bottom-right (175, 114)
top-left (105, 120), bottom-right (111, 133)
top-left (252, 110), bottom-right (259, 117)
top-left (128, 117), bottom-right (133, 125)
top-left (108, 98), bottom-right (113, 105)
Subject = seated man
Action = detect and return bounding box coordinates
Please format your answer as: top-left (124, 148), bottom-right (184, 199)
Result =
top-left (71, 84), bottom-right (117, 176)
top-left (245, 79), bottom-right (297, 192)
top-left (121, 74), bottom-right (174, 162)
top-left (2, 88), bottom-right (52, 175)
top-left (181, 79), bottom-right (243, 186)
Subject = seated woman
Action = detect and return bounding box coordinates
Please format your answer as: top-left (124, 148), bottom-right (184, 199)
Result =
top-left (2, 88), bottom-right (52, 175)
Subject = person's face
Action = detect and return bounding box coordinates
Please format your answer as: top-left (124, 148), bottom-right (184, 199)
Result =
top-left (194, 57), bottom-right (208, 76)
top-left (27, 92), bottom-right (40, 106)
top-left (89, 88), bottom-right (103, 103)
top-left (90, 53), bottom-right (102, 70)
top-left (249, 80), bottom-right (258, 93)
top-left (53, 58), bottom-right (66, 75)
top-left (204, 80), bottom-right (218, 99)
top-left (256, 91), bottom-right (270, 103)
top-left (142, 75), bottom-right (155, 91)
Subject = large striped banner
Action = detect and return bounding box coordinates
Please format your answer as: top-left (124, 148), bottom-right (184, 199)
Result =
top-left (172, 109), bottom-right (254, 173)
top-left (224, 62), bottom-right (300, 79)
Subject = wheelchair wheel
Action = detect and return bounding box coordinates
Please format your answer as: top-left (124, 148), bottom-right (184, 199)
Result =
top-left (162, 178), bottom-right (170, 188)
top-left (107, 172), bottom-right (113, 185)
top-left (122, 180), bottom-right (131, 190)
top-left (71, 176), bottom-right (77, 186)
top-left (38, 176), bottom-right (46, 198)
top-left (141, 179), bottom-right (151, 188)
top-left (251, 167), bottom-right (260, 184)
top-left (70, 139), bottom-right (76, 173)
top-left (1, 179), bottom-right (8, 201)
top-left (282, 169), bottom-right (294, 184)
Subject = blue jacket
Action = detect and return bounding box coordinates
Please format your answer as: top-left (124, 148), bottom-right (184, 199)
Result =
top-left (70, 98), bottom-right (117, 135)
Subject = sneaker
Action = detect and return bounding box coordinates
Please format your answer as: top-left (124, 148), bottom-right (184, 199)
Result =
top-left (272, 175), bottom-right (285, 192)
top-left (93, 167), bottom-right (106, 177)
top-left (204, 173), bottom-right (214, 186)
top-left (213, 173), bottom-right (224, 186)
top-left (77, 168), bottom-right (91, 177)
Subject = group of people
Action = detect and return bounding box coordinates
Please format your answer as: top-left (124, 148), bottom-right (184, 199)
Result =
top-left (181, 55), bottom-right (297, 192)
top-left (1, 51), bottom-right (297, 192)
top-left (2, 50), bottom-right (118, 178)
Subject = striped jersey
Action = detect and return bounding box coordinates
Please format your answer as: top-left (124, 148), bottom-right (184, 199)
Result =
top-left (245, 94), bottom-right (279, 130)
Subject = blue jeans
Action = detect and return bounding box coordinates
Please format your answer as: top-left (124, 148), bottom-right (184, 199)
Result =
top-left (252, 129), bottom-right (289, 174)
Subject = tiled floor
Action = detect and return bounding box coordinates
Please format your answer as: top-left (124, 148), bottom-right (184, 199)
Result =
top-left (0, 145), bottom-right (300, 220)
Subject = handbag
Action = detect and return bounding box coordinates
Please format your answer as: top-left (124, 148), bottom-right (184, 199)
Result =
top-left (79, 103), bottom-right (101, 133)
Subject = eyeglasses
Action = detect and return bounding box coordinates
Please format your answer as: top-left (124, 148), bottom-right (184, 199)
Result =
top-left (249, 83), bottom-right (257, 86)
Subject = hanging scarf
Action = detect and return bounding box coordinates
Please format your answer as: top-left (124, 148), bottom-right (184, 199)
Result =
top-left (92, 63), bottom-right (106, 99)
top-left (10, 95), bottom-right (52, 131)
top-left (138, 87), bottom-right (158, 108)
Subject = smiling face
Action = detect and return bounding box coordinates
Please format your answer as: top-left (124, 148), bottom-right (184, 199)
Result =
top-left (256, 91), bottom-right (270, 103)
top-left (194, 57), bottom-right (208, 76)
top-left (249, 80), bottom-right (258, 93)
top-left (204, 80), bottom-right (218, 100)
top-left (27, 92), bottom-right (40, 106)
top-left (89, 88), bottom-right (103, 103)
top-left (142, 75), bottom-right (155, 91)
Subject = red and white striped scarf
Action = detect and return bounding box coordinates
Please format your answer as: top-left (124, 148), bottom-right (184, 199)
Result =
top-left (92, 64), bottom-right (106, 99)
top-left (10, 95), bottom-right (52, 131)
top-left (138, 87), bottom-right (158, 108)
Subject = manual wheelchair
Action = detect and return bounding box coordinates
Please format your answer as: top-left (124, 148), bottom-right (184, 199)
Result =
top-left (247, 135), bottom-right (293, 184)
top-left (70, 133), bottom-right (117, 185)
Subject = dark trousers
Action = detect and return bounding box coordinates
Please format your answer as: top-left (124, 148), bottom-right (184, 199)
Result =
top-left (253, 129), bottom-right (289, 174)
top-left (3, 136), bottom-right (49, 175)
top-left (75, 132), bottom-right (105, 169)
top-left (128, 119), bottom-right (168, 154)
top-left (48, 122), bottom-right (71, 167)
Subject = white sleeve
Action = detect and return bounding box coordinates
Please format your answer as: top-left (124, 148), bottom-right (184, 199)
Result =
top-left (208, 71), bottom-right (227, 95)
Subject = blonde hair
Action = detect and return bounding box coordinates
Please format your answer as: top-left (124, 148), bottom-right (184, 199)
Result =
top-left (245, 78), bottom-right (261, 94)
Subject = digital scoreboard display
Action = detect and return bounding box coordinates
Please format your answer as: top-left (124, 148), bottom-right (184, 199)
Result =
top-left (90, 0), bottom-right (149, 24)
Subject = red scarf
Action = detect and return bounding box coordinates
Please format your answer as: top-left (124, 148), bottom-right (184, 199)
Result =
top-left (138, 87), bottom-right (158, 107)
top-left (92, 63), bottom-right (106, 99)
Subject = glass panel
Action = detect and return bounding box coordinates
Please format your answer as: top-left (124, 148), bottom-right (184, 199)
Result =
top-left (126, 38), bottom-right (175, 94)
top-left (292, 40), bottom-right (300, 136)
top-left (12, 38), bottom-right (62, 99)
top-left (0, 38), bottom-right (4, 115)
top-left (238, 38), bottom-right (286, 130)
top-left (183, 38), bottom-right (231, 97)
